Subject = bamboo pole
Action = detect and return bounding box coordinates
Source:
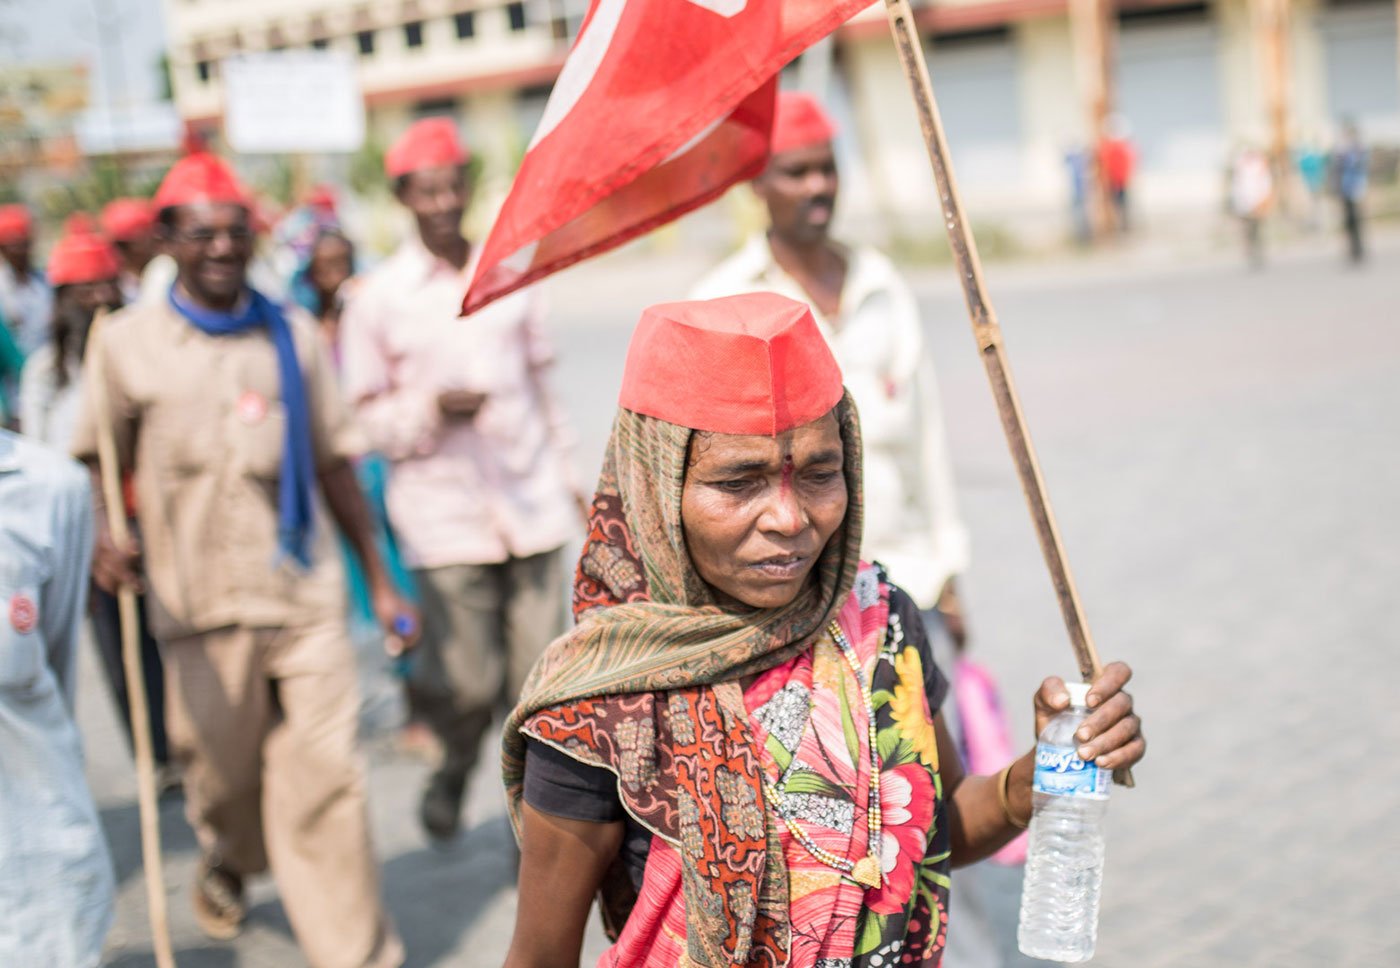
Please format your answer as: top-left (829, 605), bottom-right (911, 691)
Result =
top-left (881, 0), bottom-right (1133, 786)
top-left (87, 312), bottom-right (178, 967)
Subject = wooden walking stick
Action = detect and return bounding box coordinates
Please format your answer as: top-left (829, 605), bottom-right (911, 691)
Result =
top-left (881, 0), bottom-right (1134, 786)
top-left (87, 312), bottom-right (179, 966)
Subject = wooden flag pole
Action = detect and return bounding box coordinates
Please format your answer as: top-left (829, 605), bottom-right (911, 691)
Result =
top-left (882, 0), bottom-right (1134, 786)
top-left (88, 313), bottom-right (178, 967)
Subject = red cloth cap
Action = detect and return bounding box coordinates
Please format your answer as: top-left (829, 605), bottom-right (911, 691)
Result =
top-left (386, 118), bottom-right (470, 180)
top-left (48, 215), bottom-right (121, 286)
top-left (101, 198), bottom-right (156, 241)
top-left (0, 204), bottom-right (33, 245)
top-left (153, 153), bottom-right (250, 212)
top-left (770, 91), bottom-right (838, 156)
top-left (305, 184), bottom-right (338, 213)
top-left (619, 293), bottom-right (844, 436)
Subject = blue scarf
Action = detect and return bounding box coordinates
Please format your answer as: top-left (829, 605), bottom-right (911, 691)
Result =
top-left (169, 285), bottom-right (316, 568)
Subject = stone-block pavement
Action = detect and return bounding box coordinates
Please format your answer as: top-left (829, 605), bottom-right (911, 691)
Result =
top-left (88, 229), bottom-right (1400, 966)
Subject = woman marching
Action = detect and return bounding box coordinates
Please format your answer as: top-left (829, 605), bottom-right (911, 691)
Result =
top-left (501, 292), bottom-right (1146, 967)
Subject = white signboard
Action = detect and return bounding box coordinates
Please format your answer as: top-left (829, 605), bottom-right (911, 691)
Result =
top-left (223, 51), bottom-right (365, 154)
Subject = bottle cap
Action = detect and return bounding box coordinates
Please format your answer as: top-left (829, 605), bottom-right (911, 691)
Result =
top-left (1066, 682), bottom-right (1091, 708)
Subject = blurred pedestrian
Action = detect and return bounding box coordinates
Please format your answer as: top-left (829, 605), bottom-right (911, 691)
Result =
top-left (69, 152), bottom-right (412, 966)
top-left (294, 228), bottom-right (357, 346)
top-left (341, 118), bottom-right (584, 846)
top-left (1065, 145), bottom-right (1092, 246)
top-left (0, 203), bottom-right (53, 356)
top-left (19, 216), bottom-right (176, 790)
top-left (1230, 147), bottom-right (1274, 270)
top-left (0, 429), bottom-right (116, 967)
top-left (1097, 115), bottom-right (1137, 235)
top-left (693, 91), bottom-right (971, 647)
top-left (1296, 140), bottom-right (1327, 232)
top-left (1332, 119), bottom-right (1368, 264)
top-left (295, 227), bottom-right (420, 698)
top-left (100, 198), bottom-right (159, 306)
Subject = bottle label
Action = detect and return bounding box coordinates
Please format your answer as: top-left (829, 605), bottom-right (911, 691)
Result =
top-left (1033, 742), bottom-right (1111, 799)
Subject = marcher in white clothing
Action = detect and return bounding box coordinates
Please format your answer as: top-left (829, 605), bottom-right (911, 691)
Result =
top-left (0, 430), bottom-right (115, 967)
top-left (692, 92), bottom-right (1014, 967)
top-left (691, 92), bottom-right (970, 627)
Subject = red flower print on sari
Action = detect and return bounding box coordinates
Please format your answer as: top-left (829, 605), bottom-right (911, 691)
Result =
top-left (867, 761), bottom-right (936, 915)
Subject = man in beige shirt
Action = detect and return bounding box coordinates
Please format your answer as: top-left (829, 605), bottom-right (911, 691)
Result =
top-left (70, 153), bottom-right (412, 968)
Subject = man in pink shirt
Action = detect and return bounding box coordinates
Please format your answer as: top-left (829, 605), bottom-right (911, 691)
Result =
top-left (341, 119), bottom-right (583, 844)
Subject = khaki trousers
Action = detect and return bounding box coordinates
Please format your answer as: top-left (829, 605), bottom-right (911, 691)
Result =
top-left (162, 621), bottom-right (403, 968)
top-left (412, 549), bottom-right (567, 783)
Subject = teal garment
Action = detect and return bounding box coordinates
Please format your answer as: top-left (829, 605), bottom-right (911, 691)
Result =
top-left (339, 452), bottom-right (417, 634)
top-left (0, 314), bottom-right (26, 426)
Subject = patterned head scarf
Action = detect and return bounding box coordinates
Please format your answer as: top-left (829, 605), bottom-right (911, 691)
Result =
top-left (506, 293), bottom-right (864, 965)
top-left (503, 391), bottom-right (864, 966)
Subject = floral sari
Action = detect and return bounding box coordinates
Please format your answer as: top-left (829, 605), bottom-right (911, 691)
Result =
top-left (504, 400), bottom-right (949, 966)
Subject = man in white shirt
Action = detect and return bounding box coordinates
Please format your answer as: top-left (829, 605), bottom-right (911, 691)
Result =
top-left (692, 91), bottom-right (970, 637)
top-left (692, 87), bottom-right (1000, 967)
top-left (341, 119), bottom-right (584, 846)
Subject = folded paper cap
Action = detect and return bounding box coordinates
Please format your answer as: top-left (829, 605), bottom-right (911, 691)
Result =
top-left (619, 292), bottom-right (844, 436)
top-left (154, 153), bottom-right (250, 213)
top-left (48, 214), bottom-right (121, 286)
top-left (771, 91), bottom-right (838, 156)
top-left (101, 198), bottom-right (156, 241)
top-left (0, 204), bottom-right (32, 245)
top-left (386, 118), bottom-right (470, 180)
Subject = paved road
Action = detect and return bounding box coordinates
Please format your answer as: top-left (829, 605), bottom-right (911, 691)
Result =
top-left (89, 229), bottom-right (1400, 966)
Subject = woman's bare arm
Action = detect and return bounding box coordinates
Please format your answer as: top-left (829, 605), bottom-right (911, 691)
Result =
top-left (502, 803), bottom-right (625, 968)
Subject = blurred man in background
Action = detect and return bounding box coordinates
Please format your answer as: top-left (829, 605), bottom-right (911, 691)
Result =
top-left (342, 118), bottom-right (583, 847)
top-left (1097, 115), bottom-right (1137, 235)
top-left (0, 203), bottom-right (52, 357)
top-left (693, 91), bottom-right (1009, 965)
top-left (19, 216), bottom-right (176, 793)
top-left (693, 91), bottom-right (971, 643)
top-left (100, 198), bottom-right (159, 306)
top-left (0, 428), bottom-right (115, 967)
top-left (70, 152), bottom-right (412, 966)
top-left (1333, 119), bottom-right (1368, 265)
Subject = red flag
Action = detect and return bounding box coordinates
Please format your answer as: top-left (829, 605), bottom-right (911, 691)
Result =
top-left (462, 0), bottom-right (871, 315)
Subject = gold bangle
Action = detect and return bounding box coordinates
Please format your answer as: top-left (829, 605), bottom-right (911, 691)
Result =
top-left (997, 764), bottom-right (1029, 830)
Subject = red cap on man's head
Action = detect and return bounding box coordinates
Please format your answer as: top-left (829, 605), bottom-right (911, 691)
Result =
top-left (619, 293), bottom-right (845, 437)
top-left (386, 118), bottom-right (470, 180)
top-left (48, 214), bottom-right (121, 286)
top-left (101, 198), bottom-right (156, 242)
top-left (771, 91), bottom-right (838, 156)
top-left (0, 204), bottom-right (33, 245)
top-left (153, 153), bottom-right (250, 213)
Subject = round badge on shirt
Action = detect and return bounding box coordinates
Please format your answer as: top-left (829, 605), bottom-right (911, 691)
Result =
top-left (236, 390), bottom-right (268, 425)
top-left (9, 593), bottom-right (37, 635)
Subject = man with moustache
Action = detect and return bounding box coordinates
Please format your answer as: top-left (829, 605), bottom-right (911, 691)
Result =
top-left (69, 153), bottom-right (412, 966)
top-left (341, 118), bottom-right (583, 846)
top-left (693, 91), bottom-right (970, 643)
top-left (693, 89), bottom-right (1006, 965)
top-left (693, 89), bottom-right (1003, 967)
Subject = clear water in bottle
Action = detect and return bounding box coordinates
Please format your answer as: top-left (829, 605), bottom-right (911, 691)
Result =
top-left (1017, 681), bottom-right (1111, 963)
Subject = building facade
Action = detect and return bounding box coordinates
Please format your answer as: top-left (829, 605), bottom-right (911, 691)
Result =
top-left (160, 0), bottom-right (1398, 246)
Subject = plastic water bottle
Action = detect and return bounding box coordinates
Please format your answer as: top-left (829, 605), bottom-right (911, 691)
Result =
top-left (1017, 681), bottom-right (1112, 963)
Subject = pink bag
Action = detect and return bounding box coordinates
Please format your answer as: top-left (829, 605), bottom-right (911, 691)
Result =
top-left (953, 656), bottom-right (1028, 865)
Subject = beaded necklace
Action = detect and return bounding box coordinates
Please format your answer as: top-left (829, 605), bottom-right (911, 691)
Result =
top-left (761, 620), bottom-right (883, 889)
